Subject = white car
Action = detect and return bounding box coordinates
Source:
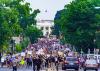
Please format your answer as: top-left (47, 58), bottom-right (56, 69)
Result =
top-left (84, 59), bottom-right (98, 71)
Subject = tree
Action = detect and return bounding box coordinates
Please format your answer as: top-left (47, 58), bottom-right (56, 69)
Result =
top-left (0, 21), bottom-right (11, 53)
top-left (15, 44), bottom-right (22, 52)
top-left (96, 31), bottom-right (100, 48)
top-left (6, 0), bottom-right (40, 29)
top-left (52, 10), bottom-right (64, 38)
top-left (11, 23), bottom-right (23, 36)
top-left (0, 0), bottom-right (41, 54)
top-left (6, 0), bottom-right (41, 44)
top-left (54, 0), bottom-right (100, 53)
top-left (0, 0), bottom-right (21, 53)
top-left (25, 26), bottom-right (43, 44)
top-left (20, 37), bottom-right (30, 50)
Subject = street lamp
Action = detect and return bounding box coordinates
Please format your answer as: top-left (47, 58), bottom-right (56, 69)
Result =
top-left (88, 49), bottom-right (90, 54)
top-left (94, 39), bottom-right (96, 45)
top-left (10, 39), bottom-right (15, 55)
top-left (81, 48), bottom-right (83, 56)
top-left (94, 39), bottom-right (97, 54)
top-left (93, 6), bottom-right (100, 54)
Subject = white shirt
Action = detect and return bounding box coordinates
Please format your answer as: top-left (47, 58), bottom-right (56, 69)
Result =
top-left (21, 52), bottom-right (25, 56)
top-left (1, 57), bottom-right (5, 62)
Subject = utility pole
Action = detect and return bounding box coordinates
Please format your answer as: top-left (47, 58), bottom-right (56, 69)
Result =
top-left (10, 39), bottom-right (15, 55)
top-left (88, 49), bottom-right (90, 54)
top-left (81, 48), bottom-right (83, 57)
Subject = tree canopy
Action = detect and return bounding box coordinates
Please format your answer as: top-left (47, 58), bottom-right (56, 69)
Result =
top-left (0, 0), bottom-right (42, 52)
top-left (54, 0), bottom-right (100, 53)
top-left (25, 26), bottom-right (43, 44)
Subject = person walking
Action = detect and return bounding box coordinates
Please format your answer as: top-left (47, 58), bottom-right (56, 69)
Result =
top-left (36, 56), bottom-right (42, 71)
top-left (19, 57), bottom-right (25, 68)
top-left (32, 56), bottom-right (37, 71)
top-left (45, 57), bottom-right (49, 68)
top-left (1, 56), bottom-right (5, 68)
top-left (26, 54), bottom-right (32, 68)
top-left (12, 57), bottom-right (18, 71)
top-left (55, 56), bottom-right (58, 71)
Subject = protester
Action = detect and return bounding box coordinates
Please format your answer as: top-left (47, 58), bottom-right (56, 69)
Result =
top-left (45, 56), bottom-right (49, 68)
top-left (36, 56), bottom-right (42, 71)
top-left (0, 37), bottom-right (75, 71)
top-left (19, 57), bottom-right (25, 67)
top-left (55, 56), bottom-right (59, 71)
top-left (1, 56), bottom-right (5, 68)
top-left (32, 56), bottom-right (37, 71)
top-left (12, 57), bottom-right (18, 71)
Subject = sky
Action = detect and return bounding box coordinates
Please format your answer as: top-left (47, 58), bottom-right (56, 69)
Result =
top-left (25, 0), bottom-right (73, 20)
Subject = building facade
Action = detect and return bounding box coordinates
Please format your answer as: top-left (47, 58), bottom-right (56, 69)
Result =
top-left (36, 20), bottom-right (54, 37)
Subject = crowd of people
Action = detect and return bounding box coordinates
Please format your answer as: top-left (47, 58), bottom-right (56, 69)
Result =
top-left (0, 37), bottom-right (79, 71)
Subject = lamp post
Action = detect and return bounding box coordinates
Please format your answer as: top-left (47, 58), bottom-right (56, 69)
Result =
top-left (81, 48), bottom-right (83, 57)
top-left (94, 39), bottom-right (96, 47)
top-left (93, 7), bottom-right (100, 54)
top-left (10, 39), bottom-right (15, 55)
top-left (88, 49), bottom-right (90, 54)
top-left (94, 39), bottom-right (96, 54)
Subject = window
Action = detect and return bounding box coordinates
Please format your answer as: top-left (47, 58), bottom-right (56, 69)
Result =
top-left (46, 32), bottom-right (49, 36)
top-left (50, 27), bottom-right (53, 29)
top-left (46, 27), bottom-right (49, 30)
top-left (41, 27), bottom-right (43, 30)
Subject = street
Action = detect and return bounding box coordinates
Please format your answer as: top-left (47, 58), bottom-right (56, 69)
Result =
top-left (1, 67), bottom-right (100, 71)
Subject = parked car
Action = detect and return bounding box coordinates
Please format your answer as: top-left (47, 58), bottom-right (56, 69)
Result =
top-left (84, 59), bottom-right (98, 71)
top-left (62, 56), bottom-right (79, 71)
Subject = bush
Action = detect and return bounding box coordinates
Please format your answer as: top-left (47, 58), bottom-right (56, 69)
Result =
top-left (15, 44), bottom-right (22, 52)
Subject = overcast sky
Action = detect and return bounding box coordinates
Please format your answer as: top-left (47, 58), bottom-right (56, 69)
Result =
top-left (25, 0), bottom-right (72, 20)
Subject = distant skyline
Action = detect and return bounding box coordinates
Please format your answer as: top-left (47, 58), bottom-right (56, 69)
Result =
top-left (25, 0), bottom-right (73, 20)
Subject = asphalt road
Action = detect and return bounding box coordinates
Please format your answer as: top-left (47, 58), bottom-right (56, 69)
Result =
top-left (0, 67), bottom-right (100, 71)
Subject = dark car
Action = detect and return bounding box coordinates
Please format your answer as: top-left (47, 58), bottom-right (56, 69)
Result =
top-left (62, 56), bottom-right (79, 71)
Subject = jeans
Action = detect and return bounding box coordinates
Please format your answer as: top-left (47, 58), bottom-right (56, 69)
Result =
top-left (33, 64), bottom-right (36, 71)
top-left (13, 66), bottom-right (17, 71)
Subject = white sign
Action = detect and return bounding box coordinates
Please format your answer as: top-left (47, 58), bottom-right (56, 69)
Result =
top-left (21, 52), bottom-right (25, 56)
top-left (1, 57), bottom-right (5, 62)
top-left (36, 49), bottom-right (45, 55)
top-left (27, 51), bottom-right (32, 55)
